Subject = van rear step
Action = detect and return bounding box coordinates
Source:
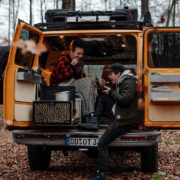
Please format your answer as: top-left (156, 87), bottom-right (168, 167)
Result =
top-left (12, 129), bottom-right (161, 148)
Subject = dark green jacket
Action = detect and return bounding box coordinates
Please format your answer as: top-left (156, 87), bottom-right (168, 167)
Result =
top-left (110, 73), bottom-right (140, 127)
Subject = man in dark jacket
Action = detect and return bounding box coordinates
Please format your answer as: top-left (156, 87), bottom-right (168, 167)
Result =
top-left (87, 63), bottom-right (140, 180)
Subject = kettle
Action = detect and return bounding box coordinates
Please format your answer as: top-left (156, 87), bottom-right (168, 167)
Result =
top-left (55, 91), bottom-right (71, 101)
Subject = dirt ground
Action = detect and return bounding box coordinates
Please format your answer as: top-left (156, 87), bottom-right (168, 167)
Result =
top-left (0, 105), bottom-right (179, 180)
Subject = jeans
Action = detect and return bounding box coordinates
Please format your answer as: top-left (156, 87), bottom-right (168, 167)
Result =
top-left (94, 94), bottom-right (114, 122)
top-left (98, 121), bottom-right (137, 172)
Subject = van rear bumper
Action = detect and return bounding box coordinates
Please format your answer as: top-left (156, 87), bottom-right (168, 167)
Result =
top-left (12, 129), bottom-right (161, 148)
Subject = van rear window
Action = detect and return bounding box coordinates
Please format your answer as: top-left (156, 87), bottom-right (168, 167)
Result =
top-left (148, 32), bottom-right (180, 68)
top-left (15, 28), bottom-right (39, 67)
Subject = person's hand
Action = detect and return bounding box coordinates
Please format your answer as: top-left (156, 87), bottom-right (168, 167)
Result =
top-left (76, 66), bottom-right (82, 73)
top-left (103, 86), bottom-right (111, 95)
top-left (138, 97), bottom-right (145, 110)
top-left (71, 58), bottom-right (78, 66)
top-left (98, 78), bottom-right (106, 86)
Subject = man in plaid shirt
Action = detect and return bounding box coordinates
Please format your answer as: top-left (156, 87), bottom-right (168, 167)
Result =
top-left (50, 40), bottom-right (96, 118)
top-left (50, 40), bottom-right (85, 86)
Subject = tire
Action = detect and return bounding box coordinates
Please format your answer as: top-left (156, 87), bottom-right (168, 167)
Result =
top-left (141, 143), bottom-right (158, 172)
top-left (27, 146), bottom-right (51, 170)
top-left (85, 149), bottom-right (98, 158)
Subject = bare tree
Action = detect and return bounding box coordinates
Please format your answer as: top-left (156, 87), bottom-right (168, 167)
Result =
top-left (109, 0), bottom-right (111, 10)
top-left (29, 0), bottom-right (33, 25)
top-left (12, 0), bottom-right (15, 29)
top-left (173, 1), bottom-right (176, 26)
top-left (44, 0), bottom-right (47, 11)
top-left (104, 0), bottom-right (107, 10)
top-left (166, 0), bottom-right (177, 26)
top-left (8, 0), bottom-right (11, 40)
top-left (14, 0), bottom-right (20, 30)
top-left (141, 0), bottom-right (149, 18)
top-left (40, 0), bottom-right (44, 23)
top-left (81, 0), bottom-right (84, 11)
top-left (56, 0), bottom-right (59, 9)
top-left (62, 0), bottom-right (75, 11)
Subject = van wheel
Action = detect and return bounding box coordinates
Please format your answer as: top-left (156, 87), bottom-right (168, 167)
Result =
top-left (27, 146), bottom-right (51, 170)
top-left (84, 149), bottom-right (98, 158)
top-left (141, 143), bottom-right (158, 172)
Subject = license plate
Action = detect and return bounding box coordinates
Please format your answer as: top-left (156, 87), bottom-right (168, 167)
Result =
top-left (66, 137), bottom-right (98, 147)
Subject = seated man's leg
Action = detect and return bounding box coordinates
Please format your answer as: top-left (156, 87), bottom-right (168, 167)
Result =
top-left (79, 94), bottom-right (114, 130)
top-left (87, 121), bottom-right (135, 180)
top-left (100, 94), bottom-right (114, 121)
top-left (98, 121), bottom-right (132, 172)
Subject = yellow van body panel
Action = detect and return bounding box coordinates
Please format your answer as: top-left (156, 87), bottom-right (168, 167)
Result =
top-left (3, 21), bottom-right (44, 127)
top-left (144, 28), bottom-right (180, 128)
top-left (3, 19), bottom-right (180, 128)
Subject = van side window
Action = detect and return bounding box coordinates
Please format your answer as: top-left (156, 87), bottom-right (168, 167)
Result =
top-left (15, 28), bottom-right (39, 67)
top-left (148, 32), bottom-right (180, 68)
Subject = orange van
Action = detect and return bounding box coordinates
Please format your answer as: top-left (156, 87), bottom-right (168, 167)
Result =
top-left (2, 8), bottom-right (180, 172)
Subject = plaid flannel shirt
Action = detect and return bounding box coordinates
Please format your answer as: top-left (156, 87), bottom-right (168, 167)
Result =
top-left (50, 55), bottom-right (75, 86)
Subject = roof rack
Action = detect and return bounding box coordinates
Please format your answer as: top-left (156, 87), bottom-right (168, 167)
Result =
top-left (34, 21), bottom-right (143, 31)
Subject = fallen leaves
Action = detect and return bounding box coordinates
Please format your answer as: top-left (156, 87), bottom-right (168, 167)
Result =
top-left (0, 104), bottom-right (179, 180)
top-left (157, 15), bottom-right (166, 24)
top-left (0, 36), bottom-right (47, 55)
top-left (0, 37), bottom-right (11, 44)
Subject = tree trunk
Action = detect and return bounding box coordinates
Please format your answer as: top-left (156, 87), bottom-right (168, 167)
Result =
top-left (44, 0), bottom-right (47, 11)
top-left (173, 2), bottom-right (176, 26)
top-left (8, 0), bottom-right (11, 40)
top-left (109, 0), bottom-right (111, 10)
top-left (14, 0), bottom-right (20, 30)
top-left (56, 0), bottom-right (59, 9)
top-left (40, 0), bottom-right (43, 23)
top-left (62, 0), bottom-right (75, 11)
top-left (105, 0), bottom-right (107, 10)
top-left (141, 0), bottom-right (149, 18)
top-left (12, 0), bottom-right (15, 30)
top-left (81, 0), bottom-right (84, 11)
top-left (166, 0), bottom-right (176, 26)
top-left (29, 0), bottom-right (33, 25)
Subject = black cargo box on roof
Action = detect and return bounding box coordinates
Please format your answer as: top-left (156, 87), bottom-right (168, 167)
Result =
top-left (45, 8), bottom-right (138, 23)
top-left (34, 7), bottom-right (144, 31)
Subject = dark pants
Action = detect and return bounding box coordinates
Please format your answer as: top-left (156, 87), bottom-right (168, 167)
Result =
top-left (94, 94), bottom-right (114, 121)
top-left (98, 121), bottom-right (137, 172)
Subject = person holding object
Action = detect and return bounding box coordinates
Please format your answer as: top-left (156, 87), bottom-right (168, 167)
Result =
top-left (79, 78), bottom-right (114, 130)
top-left (50, 40), bottom-right (85, 86)
top-left (50, 40), bottom-right (96, 118)
top-left (87, 63), bottom-right (140, 180)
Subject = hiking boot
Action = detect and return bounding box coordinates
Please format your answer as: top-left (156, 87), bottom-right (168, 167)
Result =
top-left (79, 116), bottom-right (99, 130)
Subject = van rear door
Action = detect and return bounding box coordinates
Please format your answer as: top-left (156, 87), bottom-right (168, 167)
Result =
top-left (4, 20), bottom-right (43, 127)
top-left (143, 28), bottom-right (180, 128)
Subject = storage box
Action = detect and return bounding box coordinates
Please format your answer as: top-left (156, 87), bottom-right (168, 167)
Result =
top-left (33, 101), bottom-right (72, 125)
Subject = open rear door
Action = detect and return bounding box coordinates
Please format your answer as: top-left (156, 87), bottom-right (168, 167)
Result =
top-left (143, 27), bottom-right (180, 128)
top-left (4, 20), bottom-right (43, 127)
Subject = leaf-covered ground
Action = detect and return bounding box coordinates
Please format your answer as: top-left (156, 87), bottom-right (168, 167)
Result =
top-left (0, 105), bottom-right (179, 180)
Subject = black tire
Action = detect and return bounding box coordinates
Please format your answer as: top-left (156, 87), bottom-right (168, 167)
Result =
top-left (84, 149), bottom-right (98, 158)
top-left (141, 143), bottom-right (158, 172)
top-left (27, 146), bottom-right (51, 170)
